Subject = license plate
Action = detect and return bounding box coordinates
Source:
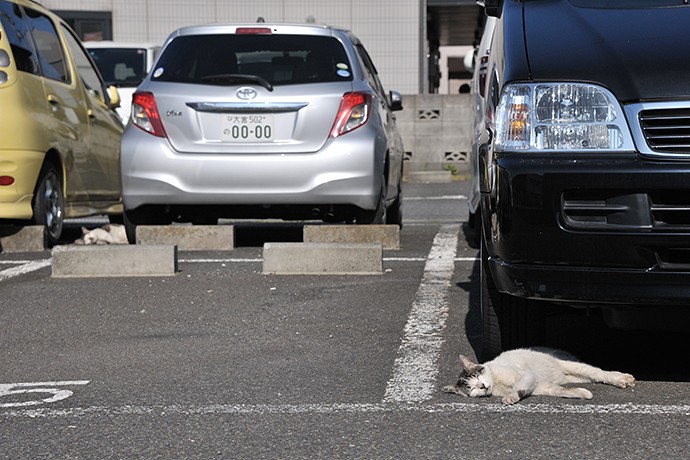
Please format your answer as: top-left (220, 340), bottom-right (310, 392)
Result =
top-left (221, 114), bottom-right (274, 142)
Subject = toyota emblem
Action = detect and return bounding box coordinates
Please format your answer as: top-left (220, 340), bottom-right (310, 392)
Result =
top-left (237, 87), bottom-right (258, 100)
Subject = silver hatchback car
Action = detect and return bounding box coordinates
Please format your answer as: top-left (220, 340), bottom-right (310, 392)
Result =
top-left (120, 22), bottom-right (405, 242)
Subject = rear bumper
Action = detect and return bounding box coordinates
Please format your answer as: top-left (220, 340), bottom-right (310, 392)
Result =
top-left (120, 127), bottom-right (384, 211)
top-left (0, 150), bottom-right (44, 219)
top-left (483, 152), bottom-right (690, 306)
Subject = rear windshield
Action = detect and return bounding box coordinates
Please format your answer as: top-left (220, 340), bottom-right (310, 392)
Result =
top-left (151, 34), bottom-right (353, 86)
top-left (89, 48), bottom-right (148, 87)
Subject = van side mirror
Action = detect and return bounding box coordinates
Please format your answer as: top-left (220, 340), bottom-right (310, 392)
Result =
top-left (477, 0), bottom-right (503, 18)
top-left (389, 91), bottom-right (403, 112)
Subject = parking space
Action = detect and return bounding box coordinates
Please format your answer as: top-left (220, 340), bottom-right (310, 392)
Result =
top-left (1, 182), bottom-right (689, 458)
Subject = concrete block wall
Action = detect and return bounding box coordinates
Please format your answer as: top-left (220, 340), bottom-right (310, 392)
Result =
top-left (397, 94), bottom-right (472, 173)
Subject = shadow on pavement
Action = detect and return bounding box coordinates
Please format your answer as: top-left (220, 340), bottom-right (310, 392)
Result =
top-left (460, 258), bottom-right (690, 383)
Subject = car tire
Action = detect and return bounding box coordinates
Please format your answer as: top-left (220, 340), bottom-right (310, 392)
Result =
top-left (356, 180), bottom-right (386, 224)
top-left (467, 210), bottom-right (480, 248)
top-left (480, 236), bottom-right (545, 361)
top-left (385, 185), bottom-right (403, 228)
top-left (32, 162), bottom-right (64, 246)
top-left (122, 210), bottom-right (138, 244)
top-left (123, 208), bottom-right (171, 244)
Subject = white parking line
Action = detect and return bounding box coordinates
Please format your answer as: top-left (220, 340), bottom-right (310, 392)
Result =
top-left (0, 260), bottom-right (51, 282)
top-left (383, 224), bottom-right (460, 403)
top-left (404, 195), bottom-right (466, 201)
top-left (0, 255), bottom-right (477, 283)
top-left (179, 257), bottom-right (478, 264)
top-left (2, 401), bottom-right (688, 418)
top-left (179, 258), bottom-right (263, 263)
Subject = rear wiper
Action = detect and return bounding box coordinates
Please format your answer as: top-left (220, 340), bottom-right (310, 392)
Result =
top-left (199, 73), bottom-right (274, 91)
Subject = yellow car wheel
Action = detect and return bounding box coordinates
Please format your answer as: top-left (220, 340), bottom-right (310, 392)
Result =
top-left (32, 163), bottom-right (64, 245)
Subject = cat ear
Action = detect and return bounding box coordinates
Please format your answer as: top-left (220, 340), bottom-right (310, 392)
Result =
top-left (459, 354), bottom-right (482, 372)
top-left (81, 226), bottom-right (89, 235)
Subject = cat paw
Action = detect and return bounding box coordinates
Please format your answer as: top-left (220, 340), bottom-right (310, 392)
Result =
top-left (501, 394), bottom-right (520, 405)
top-left (575, 388), bottom-right (593, 399)
top-left (442, 385), bottom-right (460, 394)
top-left (614, 373), bottom-right (636, 388)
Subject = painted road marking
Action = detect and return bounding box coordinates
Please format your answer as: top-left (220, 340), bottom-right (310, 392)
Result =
top-left (383, 223), bottom-right (460, 403)
top-left (178, 257), bottom-right (478, 264)
top-left (179, 258), bottom-right (263, 263)
top-left (0, 257), bottom-right (478, 281)
top-left (0, 260), bottom-right (51, 282)
top-left (0, 381), bottom-right (90, 408)
top-left (404, 195), bottom-right (466, 201)
top-left (2, 402), bottom-right (688, 418)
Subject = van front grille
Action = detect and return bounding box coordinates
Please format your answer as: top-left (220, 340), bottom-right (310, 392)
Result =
top-left (639, 108), bottom-right (690, 154)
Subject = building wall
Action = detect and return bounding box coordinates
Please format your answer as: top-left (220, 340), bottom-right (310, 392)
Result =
top-left (42, 0), bottom-right (423, 94)
top-left (397, 94), bottom-right (472, 172)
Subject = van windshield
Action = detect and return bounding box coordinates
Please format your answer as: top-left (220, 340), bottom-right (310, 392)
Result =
top-left (88, 47), bottom-right (148, 87)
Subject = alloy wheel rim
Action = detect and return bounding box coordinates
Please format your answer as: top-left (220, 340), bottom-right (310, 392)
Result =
top-left (43, 173), bottom-right (63, 237)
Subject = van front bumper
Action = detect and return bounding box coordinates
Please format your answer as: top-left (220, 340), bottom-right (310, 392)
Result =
top-left (482, 152), bottom-right (690, 306)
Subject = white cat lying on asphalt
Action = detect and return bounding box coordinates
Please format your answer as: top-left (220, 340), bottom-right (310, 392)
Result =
top-left (443, 347), bottom-right (635, 405)
top-left (74, 224), bottom-right (128, 245)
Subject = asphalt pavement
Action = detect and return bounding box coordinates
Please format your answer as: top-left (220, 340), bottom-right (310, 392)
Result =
top-left (1, 179), bottom-right (688, 459)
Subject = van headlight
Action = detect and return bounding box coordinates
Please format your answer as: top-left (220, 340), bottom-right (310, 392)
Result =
top-left (495, 83), bottom-right (634, 152)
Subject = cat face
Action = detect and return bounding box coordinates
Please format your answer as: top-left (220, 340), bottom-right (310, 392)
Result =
top-left (81, 228), bottom-right (109, 244)
top-left (449, 355), bottom-right (493, 398)
top-left (453, 366), bottom-right (492, 397)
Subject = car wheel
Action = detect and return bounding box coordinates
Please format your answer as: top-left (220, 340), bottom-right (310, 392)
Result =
top-left (385, 186), bottom-right (403, 228)
top-left (356, 180), bottom-right (386, 224)
top-left (480, 236), bottom-right (545, 361)
top-left (32, 163), bottom-right (64, 246)
top-left (122, 210), bottom-right (138, 244)
top-left (123, 208), bottom-right (171, 244)
top-left (467, 210), bottom-right (480, 248)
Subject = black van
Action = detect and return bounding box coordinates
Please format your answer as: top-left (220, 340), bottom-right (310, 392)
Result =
top-left (473, 0), bottom-right (690, 359)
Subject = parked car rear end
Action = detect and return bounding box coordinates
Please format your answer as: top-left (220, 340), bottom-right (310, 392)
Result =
top-left (120, 23), bottom-right (404, 243)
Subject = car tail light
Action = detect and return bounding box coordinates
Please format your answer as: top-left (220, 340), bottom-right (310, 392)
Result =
top-left (0, 175), bottom-right (14, 186)
top-left (235, 27), bottom-right (272, 34)
top-left (330, 92), bottom-right (371, 138)
top-left (131, 92), bottom-right (167, 138)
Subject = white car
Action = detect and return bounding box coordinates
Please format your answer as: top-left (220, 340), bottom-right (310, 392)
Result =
top-left (85, 41), bottom-right (161, 123)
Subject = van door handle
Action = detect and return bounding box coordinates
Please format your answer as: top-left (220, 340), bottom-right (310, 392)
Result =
top-left (87, 109), bottom-right (96, 124)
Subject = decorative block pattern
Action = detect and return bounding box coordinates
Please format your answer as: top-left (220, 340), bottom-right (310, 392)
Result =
top-left (396, 94), bottom-right (473, 170)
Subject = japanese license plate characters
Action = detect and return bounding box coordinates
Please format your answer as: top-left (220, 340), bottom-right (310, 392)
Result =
top-left (221, 114), bottom-right (274, 142)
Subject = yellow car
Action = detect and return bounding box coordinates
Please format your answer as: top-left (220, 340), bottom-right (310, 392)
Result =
top-left (0, 0), bottom-right (123, 245)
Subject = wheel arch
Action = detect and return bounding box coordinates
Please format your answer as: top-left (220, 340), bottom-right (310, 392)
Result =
top-left (35, 149), bottom-right (66, 197)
